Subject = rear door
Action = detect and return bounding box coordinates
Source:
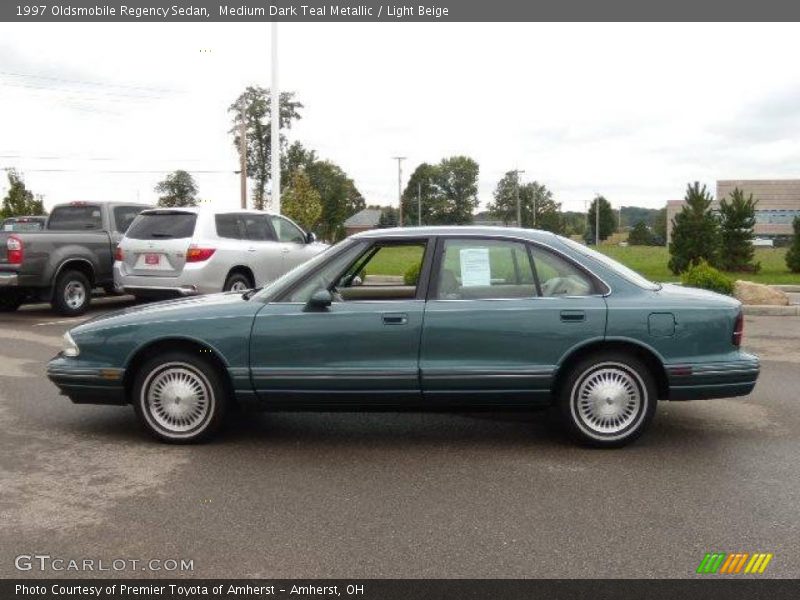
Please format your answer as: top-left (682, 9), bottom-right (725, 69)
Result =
top-left (121, 210), bottom-right (197, 278)
top-left (420, 236), bottom-right (608, 405)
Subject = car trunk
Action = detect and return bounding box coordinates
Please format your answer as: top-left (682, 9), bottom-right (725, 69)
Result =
top-left (122, 211), bottom-right (197, 278)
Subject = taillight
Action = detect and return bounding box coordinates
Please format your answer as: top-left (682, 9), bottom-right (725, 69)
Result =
top-left (186, 246), bottom-right (216, 262)
top-left (114, 246), bottom-right (124, 261)
top-left (732, 311), bottom-right (744, 347)
top-left (7, 235), bottom-right (23, 264)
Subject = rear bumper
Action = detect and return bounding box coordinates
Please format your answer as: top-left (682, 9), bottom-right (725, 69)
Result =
top-left (47, 357), bottom-right (127, 405)
top-left (114, 262), bottom-right (221, 297)
top-left (666, 353), bottom-right (760, 400)
top-left (0, 272), bottom-right (19, 286)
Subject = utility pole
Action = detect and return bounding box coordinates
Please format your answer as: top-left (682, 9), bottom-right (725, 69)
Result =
top-left (271, 21), bottom-right (280, 214)
top-left (417, 181), bottom-right (421, 226)
top-left (513, 169), bottom-right (525, 227)
top-left (239, 113), bottom-right (247, 209)
top-left (392, 156), bottom-right (406, 227)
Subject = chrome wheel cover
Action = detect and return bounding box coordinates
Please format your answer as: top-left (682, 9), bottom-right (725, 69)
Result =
top-left (64, 280), bottom-right (86, 309)
top-left (143, 363), bottom-right (213, 435)
top-left (229, 280), bottom-right (249, 292)
top-left (571, 362), bottom-right (646, 439)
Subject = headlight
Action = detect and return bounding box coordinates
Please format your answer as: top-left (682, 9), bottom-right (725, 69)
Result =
top-left (62, 332), bottom-right (80, 357)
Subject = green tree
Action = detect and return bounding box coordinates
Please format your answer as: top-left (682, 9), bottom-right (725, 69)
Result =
top-left (400, 156), bottom-right (479, 225)
top-left (586, 195), bottom-right (616, 244)
top-left (229, 86), bottom-right (303, 210)
top-left (1, 170), bottom-right (46, 218)
top-left (281, 142), bottom-right (365, 241)
top-left (786, 216), bottom-right (800, 273)
top-left (378, 206), bottom-right (399, 228)
top-left (487, 172), bottom-right (563, 233)
top-left (668, 182), bottom-right (720, 274)
top-left (718, 188), bottom-right (758, 272)
top-left (281, 169), bottom-right (322, 232)
top-left (154, 170), bottom-right (198, 207)
top-left (627, 221), bottom-right (654, 246)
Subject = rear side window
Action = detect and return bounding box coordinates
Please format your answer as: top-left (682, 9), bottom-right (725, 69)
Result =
top-left (215, 214), bottom-right (243, 239)
top-left (125, 212), bottom-right (197, 240)
top-left (113, 206), bottom-right (145, 233)
top-left (48, 205), bottom-right (102, 230)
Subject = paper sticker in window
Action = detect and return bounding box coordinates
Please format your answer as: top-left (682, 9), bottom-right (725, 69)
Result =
top-left (459, 248), bottom-right (491, 287)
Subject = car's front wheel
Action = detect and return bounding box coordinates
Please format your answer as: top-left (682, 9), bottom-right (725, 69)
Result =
top-left (132, 352), bottom-right (227, 443)
top-left (558, 352), bottom-right (656, 448)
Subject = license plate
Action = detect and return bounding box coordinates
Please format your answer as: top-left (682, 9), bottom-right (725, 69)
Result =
top-left (144, 253), bottom-right (160, 266)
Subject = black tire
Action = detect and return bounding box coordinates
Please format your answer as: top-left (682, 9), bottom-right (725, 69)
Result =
top-left (51, 270), bottom-right (91, 316)
top-left (223, 271), bottom-right (253, 293)
top-left (132, 351), bottom-right (227, 443)
top-left (558, 352), bottom-right (657, 448)
top-left (0, 295), bottom-right (22, 313)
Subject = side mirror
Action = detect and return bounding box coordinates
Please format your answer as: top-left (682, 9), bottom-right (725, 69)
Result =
top-left (305, 288), bottom-right (332, 311)
top-left (305, 231), bottom-right (317, 244)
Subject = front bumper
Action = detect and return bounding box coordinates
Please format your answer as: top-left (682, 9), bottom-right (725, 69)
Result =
top-left (666, 352), bottom-right (760, 400)
top-left (47, 356), bottom-right (127, 405)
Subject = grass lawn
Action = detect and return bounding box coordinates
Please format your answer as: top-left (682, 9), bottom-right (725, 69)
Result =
top-left (599, 246), bottom-right (800, 285)
top-left (363, 240), bottom-right (800, 285)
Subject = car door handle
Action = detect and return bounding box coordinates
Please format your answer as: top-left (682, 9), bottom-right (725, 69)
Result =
top-left (247, 247), bottom-right (257, 252)
top-left (560, 310), bottom-right (585, 322)
top-left (281, 247), bottom-right (291, 254)
top-left (382, 313), bottom-right (408, 325)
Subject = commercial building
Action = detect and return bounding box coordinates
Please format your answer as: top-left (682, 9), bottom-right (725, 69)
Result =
top-left (666, 179), bottom-right (800, 245)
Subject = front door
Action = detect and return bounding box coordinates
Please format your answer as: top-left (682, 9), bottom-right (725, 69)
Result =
top-left (249, 238), bottom-right (433, 406)
top-left (420, 237), bottom-right (607, 405)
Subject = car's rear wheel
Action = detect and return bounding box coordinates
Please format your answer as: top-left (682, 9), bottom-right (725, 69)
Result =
top-left (558, 352), bottom-right (656, 448)
top-left (52, 270), bottom-right (91, 316)
top-left (223, 272), bottom-right (253, 293)
top-left (132, 351), bottom-right (227, 443)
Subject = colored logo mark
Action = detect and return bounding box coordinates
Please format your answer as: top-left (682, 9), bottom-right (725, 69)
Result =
top-left (696, 552), bottom-right (773, 574)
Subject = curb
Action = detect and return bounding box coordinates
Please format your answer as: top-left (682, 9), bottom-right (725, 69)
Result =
top-left (772, 284), bottom-right (800, 293)
top-left (742, 304), bottom-right (800, 316)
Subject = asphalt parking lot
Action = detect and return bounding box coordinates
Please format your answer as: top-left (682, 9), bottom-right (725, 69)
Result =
top-left (1, 297), bottom-right (798, 579)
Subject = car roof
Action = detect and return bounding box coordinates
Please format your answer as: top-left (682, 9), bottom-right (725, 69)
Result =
top-left (352, 225), bottom-right (559, 243)
top-left (141, 206), bottom-right (278, 216)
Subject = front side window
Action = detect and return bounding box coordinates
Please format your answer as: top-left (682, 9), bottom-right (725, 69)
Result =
top-left (336, 242), bottom-right (427, 301)
top-left (283, 242), bottom-right (368, 303)
top-left (529, 245), bottom-right (594, 297)
top-left (270, 216), bottom-right (305, 243)
top-left (434, 239), bottom-right (536, 300)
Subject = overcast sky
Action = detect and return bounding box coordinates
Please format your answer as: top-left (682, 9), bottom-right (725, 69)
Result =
top-left (1, 22), bottom-right (800, 213)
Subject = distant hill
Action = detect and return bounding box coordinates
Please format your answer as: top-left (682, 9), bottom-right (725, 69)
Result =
top-left (620, 206), bottom-right (660, 229)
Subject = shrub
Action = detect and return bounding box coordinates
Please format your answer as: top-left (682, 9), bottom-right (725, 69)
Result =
top-left (681, 260), bottom-right (734, 295)
top-left (404, 262), bottom-right (421, 286)
top-left (786, 216), bottom-right (800, 273)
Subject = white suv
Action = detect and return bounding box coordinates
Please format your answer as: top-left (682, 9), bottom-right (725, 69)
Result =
top-left (114, 207), bottom-right (328, 298)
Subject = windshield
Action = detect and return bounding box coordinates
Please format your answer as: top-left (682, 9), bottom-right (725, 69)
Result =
top-left (251, 239), bottom-right (355, 301)
top-left (556, 236), bottom-right (660, 291)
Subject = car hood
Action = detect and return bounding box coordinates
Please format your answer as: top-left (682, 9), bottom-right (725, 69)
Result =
top-left (73, 292), bottom-right (260, 334)
top-left (654, 283), bottom-right (741, 309)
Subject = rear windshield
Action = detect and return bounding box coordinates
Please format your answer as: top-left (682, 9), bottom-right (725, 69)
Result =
top-left (113, 206), bottom-right (145, 233)
top-left (3, 219), bottom-right (44, 232)
top-left (125, 212), bottom-right (197, 240)
top-left (48, 205), bottom-right (102, 230)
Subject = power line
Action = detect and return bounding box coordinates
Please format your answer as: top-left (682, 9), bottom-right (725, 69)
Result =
top-left (0, 70), bottom-right (179, 95)
top-left (1, 168), bottom-right (236, 174)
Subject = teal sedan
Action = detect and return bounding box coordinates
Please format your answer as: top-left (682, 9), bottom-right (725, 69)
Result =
top-left (47, 227), bottom-right (759, 447)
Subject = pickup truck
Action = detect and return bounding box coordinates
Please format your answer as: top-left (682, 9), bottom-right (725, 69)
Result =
top-left (0, 201), bottom-right (151, 315)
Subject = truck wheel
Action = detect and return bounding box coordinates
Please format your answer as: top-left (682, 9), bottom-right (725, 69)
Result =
top-left (52, 270), bottom-right (91, 316)
top-left (0, 295), bottom-right (22, 312)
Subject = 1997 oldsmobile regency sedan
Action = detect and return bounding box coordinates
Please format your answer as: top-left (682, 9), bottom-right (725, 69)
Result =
top-left (47, 227), bottom-right (759, 447)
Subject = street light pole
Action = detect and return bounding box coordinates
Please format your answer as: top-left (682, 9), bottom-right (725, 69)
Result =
top-left (392, 156), bottom-right (406, 227)
top-left (271, 21), bottom-right (280, 214)
top-left (513, 169), bottom-right (525, 227)
top-left (417, 181), bottom-right (421, 227)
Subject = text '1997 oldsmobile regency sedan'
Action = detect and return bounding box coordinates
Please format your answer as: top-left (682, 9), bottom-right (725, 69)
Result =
top-left (47, 227), bottom-right (759, 447)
